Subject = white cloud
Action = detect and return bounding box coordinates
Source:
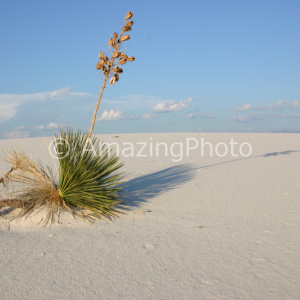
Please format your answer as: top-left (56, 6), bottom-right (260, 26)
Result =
top-left (36, 122), bottom-right (60, 130)
top-left (0, 87), bottom-right (72, 105)
top-left (276, 100), bottom-right (300, 109)
top-left (186, 111), bottom-right (215, 119)
top-left (100, 95), bottom-right (195, 120)
top-left (142, 113), bottom-right (157, 119)
top-left (234, 100), bottom-right (300, 112)
top-left (232, 114), bottom-right (264, 122)
top-left (0, 103), bottom-right (18, 123)
top-left (234, 104), bottom-right (253, 112)
top-left (46, 87), bottom-right (71, 99)
top-left (106, 94), bottom-right (163, 110)
top-left (0, 86), bottom-right (87, 123)
top-left (186, 111), bottom-right (200, 119)
top-left (97, 110), bottom-right (125, 121)
top-left (5, 127), bottom-right (30, 139)
top-left (47, 122), bottom-right (59, 129)
top-left (151, 97), bottom-right (193, 113)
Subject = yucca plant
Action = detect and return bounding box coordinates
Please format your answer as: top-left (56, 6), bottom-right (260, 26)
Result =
top-left (0, 11), bottom-right (135, 225)
top-left (0, 129), bottom-right (124, 224)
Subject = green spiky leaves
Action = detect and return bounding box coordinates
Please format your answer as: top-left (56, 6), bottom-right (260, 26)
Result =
top-left (56, 128), bottom-right (124, 221)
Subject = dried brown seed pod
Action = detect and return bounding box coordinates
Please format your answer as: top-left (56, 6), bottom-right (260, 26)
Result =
top-left (99, 51), bottom-right (104, 59)
top-left (125, 11), bottom-right (133, 19)
top-left (127, 56), bottom-right (135, 61)
top-left (106, 61), bottom-right (112, 68)
top-left (109, 38), bottom-right (115, 47)
top-left (112, 66), bottom-right (123, 73)
top-left (102, 65), bottom-right (107, 72)
top-left (113, 32), bottom-right (118, 39)
top-left (103, 69), bottom-right (110, 76)
top-left (96, 60), bottom-right (105, 70)
top-left (116, 38), bottom-right (121, 44)
top-left (113, 52), bottom-right (121, 58)
top-left (122, 26), bottom-right (132, 32)
top-left (121, 34), bottom-right (130, 41)
top-left (120, 53), bottom-right (128, 59)
top-left (126, 21), bottom-right (134, 27)
top-left (104, 56), bottom-right (109, 62)
top-left (119, 58), bottom-right (127, 65)
top-left (114, 73), bottom-right (119, 81)
top-left (110, 76), bottom-right (116, 85)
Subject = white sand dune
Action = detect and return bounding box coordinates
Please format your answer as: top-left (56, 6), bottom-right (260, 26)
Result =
top-left (0, 133), bottom-right (299, 299)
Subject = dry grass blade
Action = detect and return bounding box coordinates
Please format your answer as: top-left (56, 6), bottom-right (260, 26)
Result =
top-left (1, 149), bottom-right (68, 224)
top-left (0, 148), bottom-right (23, 186)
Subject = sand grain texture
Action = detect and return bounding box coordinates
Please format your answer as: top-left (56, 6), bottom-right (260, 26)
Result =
top-left (0, 133), bottom-right (299, 299)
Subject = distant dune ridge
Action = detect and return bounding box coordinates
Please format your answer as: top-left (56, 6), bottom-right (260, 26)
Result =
top-left (0, 132), bottom-right (299, 299)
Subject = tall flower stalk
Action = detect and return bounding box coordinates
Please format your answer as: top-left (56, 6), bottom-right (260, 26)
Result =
top-left (87, 11), bottom-right (135, 139)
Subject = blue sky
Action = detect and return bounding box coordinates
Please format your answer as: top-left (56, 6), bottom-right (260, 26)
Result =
top-left (0, 0), bottom-right (299, 139)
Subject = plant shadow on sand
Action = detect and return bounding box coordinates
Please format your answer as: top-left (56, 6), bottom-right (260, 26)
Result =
top-left (0, 207), bottom-right (14, 217)
top-left (263, 150), bottom-right (299, 157)
top-left (193, 149), bottom-right (300, 170)
top-left (121, 150), bottom-right (300, 208)
top-left (121, 164), bottom-right (195, 208)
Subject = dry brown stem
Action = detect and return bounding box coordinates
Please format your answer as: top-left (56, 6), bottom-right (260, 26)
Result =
top-left (87, 74), bottom-right (109, 139)
top-left (0, 167), bottom-right (14, 185)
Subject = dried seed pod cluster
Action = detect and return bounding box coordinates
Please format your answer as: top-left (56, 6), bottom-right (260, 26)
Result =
top-left (96, 11), bottom-right (135, 85)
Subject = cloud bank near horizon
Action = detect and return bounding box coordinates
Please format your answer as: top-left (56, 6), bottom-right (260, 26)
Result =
top-left (234, 100), bottom-right (300, 112)
top-left (0, 87), bottom-right (90, 123)
top-left (1, 87), bottom-right (299, 138)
